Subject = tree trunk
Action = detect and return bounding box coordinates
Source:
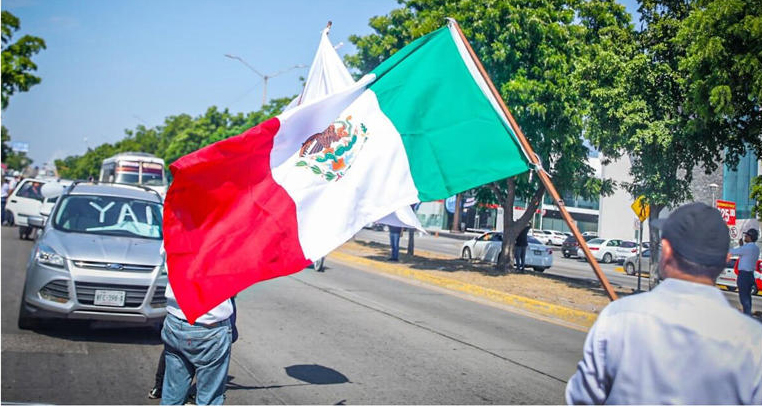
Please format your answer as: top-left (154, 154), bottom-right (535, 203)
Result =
top-left (451, 193), bottom-right (462, 232)
top-left (495, 179), bottom-right (546, 272)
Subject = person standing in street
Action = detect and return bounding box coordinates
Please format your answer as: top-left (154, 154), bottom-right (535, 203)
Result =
top-left (729, 228), bottom-right (760, 316)
top-left (514, 224), bottom-right (530, 272)
top-left (566, 203), bottom-right (762, 404)
top-left (160, 283), bottom-right (233, 405)
top-left (388, 224), bottom-right (402, 261)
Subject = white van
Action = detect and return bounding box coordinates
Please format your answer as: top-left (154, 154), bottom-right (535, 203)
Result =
top-left (99, 152), bottom-right (168, 199)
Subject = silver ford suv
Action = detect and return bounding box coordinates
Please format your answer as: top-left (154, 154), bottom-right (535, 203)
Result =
top-left (18, 182), bottom-right (167, 329)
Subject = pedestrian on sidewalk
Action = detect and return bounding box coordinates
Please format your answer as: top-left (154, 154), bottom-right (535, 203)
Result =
top-left (388, 225), bottom-right (402, 261)
top-left (160, 284), bottom-right (234, 405)
top-left (514, 224), bottom-right (530, 272)
top-left (566, 202), bottom-right (762, 404)
top-left (729, 228), bottom-right (760, 316)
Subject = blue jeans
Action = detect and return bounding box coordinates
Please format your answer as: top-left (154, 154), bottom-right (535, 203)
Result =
top-left (160, 313), bottom-right (232, 405)
top-left (389, 231), bottom-right (401, 260)
top-left (514, 246), bottom-right (527, 270)
top-left (737, 271), bottom-right (754, 315)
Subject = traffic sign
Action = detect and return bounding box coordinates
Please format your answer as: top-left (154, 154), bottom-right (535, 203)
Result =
top-left (631, 196), bottom-right (650, 222)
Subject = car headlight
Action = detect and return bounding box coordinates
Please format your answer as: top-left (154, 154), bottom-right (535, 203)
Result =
top-left (36, 244), bottom-right (65, 268)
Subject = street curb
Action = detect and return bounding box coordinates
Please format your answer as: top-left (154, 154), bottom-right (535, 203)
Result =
top-left (329, 250), bottom-right (598, 330)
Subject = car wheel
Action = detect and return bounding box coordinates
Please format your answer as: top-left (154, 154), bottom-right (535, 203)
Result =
top-left (602, 253), bottom-right (613, 264)
top-left (17, 300), bottom-right (39, 330)
top-left (462, 248), bottom-right (471, 260)
top-left (533, 267), bottom-right (545, 273)
top-left (625, 263), bottom-right (635, 276)
top-left (313, 257), bottom-right (326, 272)
top-left (562, 251), bottom-right (570, 258)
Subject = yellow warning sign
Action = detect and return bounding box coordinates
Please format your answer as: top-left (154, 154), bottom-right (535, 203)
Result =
top-left (631, 196), bottom-right (650, 222)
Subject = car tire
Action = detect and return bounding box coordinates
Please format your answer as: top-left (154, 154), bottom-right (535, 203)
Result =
top-left (533, 267), bottom-right (545, 273)
top-left (563, 251), bottom-right (570, 258)
top-left (462, 248), bottom-right (471, 260)
top-left (625, 263), bottom-right (635, 276)
top-left (17, 300), bottom-right (39, 330)
top-left (313, 257), bottom-right (326, 272)
top-left (602, 253), bottom-right (613, 264)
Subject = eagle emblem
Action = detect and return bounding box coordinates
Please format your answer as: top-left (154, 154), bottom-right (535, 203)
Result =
top-left (295, 115), bottom-right (368, 182)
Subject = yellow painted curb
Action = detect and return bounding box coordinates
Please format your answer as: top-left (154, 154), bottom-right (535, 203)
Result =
top-left (329, 250), bottom-right (598, 330)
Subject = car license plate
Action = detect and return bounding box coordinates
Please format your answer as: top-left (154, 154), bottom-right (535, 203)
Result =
top-left (94, 290), bottom-right (126, 307)
top-left (534, 250), bottom-right (542, 255)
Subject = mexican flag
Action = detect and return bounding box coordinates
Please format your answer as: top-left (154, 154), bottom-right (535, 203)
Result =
top-left (164, 22), bottom-right (531, 323)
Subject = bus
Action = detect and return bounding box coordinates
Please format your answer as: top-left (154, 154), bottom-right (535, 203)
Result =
top-left (99, 152), bottom-right (168, 198)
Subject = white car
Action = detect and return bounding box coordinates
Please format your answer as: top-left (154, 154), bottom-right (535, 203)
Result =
top-left (576, 238), bottom-right (627, 263)
top-left (5, 178), bottom-right (48, 240)
top-left (544, 230), bottom-right (567, 246)
top-left (460, 231), bottom-right (553, 272)
top-left (614, 240), bottom-right (639, 262)
top-left (530, 229), bottom-right (552, 245)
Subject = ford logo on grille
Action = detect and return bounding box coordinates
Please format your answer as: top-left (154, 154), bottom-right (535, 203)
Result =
top-left (107, 263), bottom-right (124, 270)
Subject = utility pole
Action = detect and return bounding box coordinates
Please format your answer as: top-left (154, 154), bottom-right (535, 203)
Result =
top-left (224, 54), bottom-right (306, 107)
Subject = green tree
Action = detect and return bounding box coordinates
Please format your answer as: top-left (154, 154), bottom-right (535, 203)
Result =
top-left (55, 96), bottom-right (294, 180)
top-left (751, 176), bottom-right (762, 221)
top-left (347, 0), bottom-right (625, 271)
top-left (584, 0), bottom-right (762, 277)
top-left (1, 125), bottom-right (31, 171)
top-left (1, 11), bottom-right (46, 110)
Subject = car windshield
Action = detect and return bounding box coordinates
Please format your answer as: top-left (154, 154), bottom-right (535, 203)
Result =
top-left (528, 236), bottom-right (542, 244)
top-left (115, 172), bottom-right (140, 184)
top-left (621, 241), bottom-right (637, 248)
top-left (53, 195), bottom-right (163, 239)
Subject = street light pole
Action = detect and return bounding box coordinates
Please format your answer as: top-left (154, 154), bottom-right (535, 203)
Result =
top-left (224, 54), bottom-right (305, 107)
top-left (709, 183), bottom-right (719, 207)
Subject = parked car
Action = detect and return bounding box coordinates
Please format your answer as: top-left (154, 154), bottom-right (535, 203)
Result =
top-left (18, 182), bottom-right (167, 329)
top-left (716, 257), bottom-right (762, 296)
top-left (623, 249), bottom-right (651, 276)
top-left (460, 232), bottom-right (553, 272)
top-left (561, 234), bottom-right (598, 258)
top-left (581, 231), bottom-right (598, 237)
top-left (576, 238), bottom-right (626, 263)
top-left (5, 177), bottom-right (48, 240)
top-left (529, 229), bottom-right (552, 245)
top-left (614, 240), bottom-right (639, 263)
top-left (544, 230), bottom-right (567, 246)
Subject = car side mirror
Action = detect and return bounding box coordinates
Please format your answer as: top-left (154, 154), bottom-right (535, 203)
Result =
top-left (28, 215), bottom-right (45, 229)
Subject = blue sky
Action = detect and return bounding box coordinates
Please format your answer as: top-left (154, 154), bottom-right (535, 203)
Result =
top-left (2, 0), bottom-right (640, 167)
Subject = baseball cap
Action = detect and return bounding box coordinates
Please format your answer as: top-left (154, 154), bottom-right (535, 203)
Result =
top-left (650, 202), bottom-right (729, 267)
top-left (744, 228), bottom-right (759, 242)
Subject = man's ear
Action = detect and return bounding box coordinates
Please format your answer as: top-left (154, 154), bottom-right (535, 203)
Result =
top-left (660, 238), bottom-right (672, 261)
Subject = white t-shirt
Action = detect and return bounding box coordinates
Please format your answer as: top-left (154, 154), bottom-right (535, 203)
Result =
top-left (164, 283), bottom-right (233, 325)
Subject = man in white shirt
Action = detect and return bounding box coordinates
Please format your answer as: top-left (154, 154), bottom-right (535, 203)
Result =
top-left (729, 228), bottom-right (760, 315)
top-left (566, 202), bottom-right (762, 404)
top-left (160, 283), bottom-right (233, 405)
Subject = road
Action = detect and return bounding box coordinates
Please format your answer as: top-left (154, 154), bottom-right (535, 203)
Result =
top-left (1, 225), bottom-right (585, 404)
top-left (353, 229), bottom-right (762, 309)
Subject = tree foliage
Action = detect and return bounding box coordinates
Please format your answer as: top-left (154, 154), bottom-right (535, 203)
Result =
top-left (751, 176), bottom-right (762, 221)
top-left (55, 96), bottom-right (293, 180)
top-left (1, 11), bottom-right (46, 110)
top-left (347, 0), bottom-right (626, 271)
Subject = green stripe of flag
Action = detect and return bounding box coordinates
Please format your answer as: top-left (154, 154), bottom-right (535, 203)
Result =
top-left (369, 27), bottom-right (530, 202)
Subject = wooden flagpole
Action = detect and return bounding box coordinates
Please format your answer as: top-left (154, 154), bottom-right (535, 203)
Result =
top-left (449, 20), bottom-right (618, 301)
